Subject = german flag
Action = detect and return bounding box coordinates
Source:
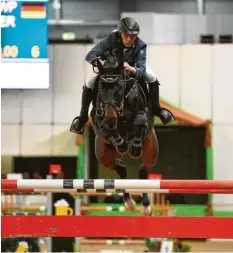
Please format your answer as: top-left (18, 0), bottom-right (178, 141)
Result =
top-left (21, 2), bottom-right (46, 19)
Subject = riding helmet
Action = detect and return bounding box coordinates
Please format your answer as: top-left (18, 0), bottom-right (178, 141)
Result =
top-left (118, 17), bottom-right (140, 35)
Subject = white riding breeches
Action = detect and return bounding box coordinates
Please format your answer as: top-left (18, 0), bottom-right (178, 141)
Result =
top-left (85, 63), bottom-right (157, 89)
top-left (144, 64), bottom-right (157, 83)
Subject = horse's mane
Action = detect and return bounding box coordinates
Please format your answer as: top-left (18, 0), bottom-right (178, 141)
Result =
top-left (101, 55), bottom-right (122, 75)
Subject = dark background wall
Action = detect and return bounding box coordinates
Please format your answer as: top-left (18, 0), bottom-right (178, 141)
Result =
top-left (14, 157), bottom-right (77, 179)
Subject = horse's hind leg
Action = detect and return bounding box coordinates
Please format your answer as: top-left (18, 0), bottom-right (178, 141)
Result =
top-left (115, 158), bottom-right (136, 211)
top-left (95, 135), bottom-right (135, 210)
top-left (95, 135), bottom-right (117, 169)
top-left (138, 166), bottom-right (152, 216)
top-left (140, 129), bottom-right (159, 216)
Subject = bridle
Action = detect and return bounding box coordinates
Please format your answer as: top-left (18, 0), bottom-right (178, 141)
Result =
top-left (93, 57), bottom-right (141, 119)
top-left (96, 74), bottom-right (125, 118)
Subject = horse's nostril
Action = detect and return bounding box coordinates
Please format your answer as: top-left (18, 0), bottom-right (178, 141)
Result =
top-left (107, 122), bottom-right (114, 129)
top-left (105, 117), bottom-right (117, 129)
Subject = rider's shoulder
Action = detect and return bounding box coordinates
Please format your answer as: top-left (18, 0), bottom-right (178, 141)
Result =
top-left (97, 31), bottom-right (118, 43)
top-left (109, 30), bottom-right (120, 40)
top-left (136, 37), bottom-right (147, 48)
top-left (104, 31), bottom-right (121, 46)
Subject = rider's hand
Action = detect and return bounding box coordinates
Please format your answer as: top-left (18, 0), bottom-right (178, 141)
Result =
top-left (92, 60), bottom-right (98, 67)
top-left (124, 62), bottom-right (136, 75)
top-left (124, 62), bottom-right (130, 68)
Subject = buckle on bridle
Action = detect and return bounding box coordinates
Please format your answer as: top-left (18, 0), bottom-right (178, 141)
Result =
top-left (96, 102), bottom-right (104, 117)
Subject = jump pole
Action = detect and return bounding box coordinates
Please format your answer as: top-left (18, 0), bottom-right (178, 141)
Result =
top-left (2, 179), bottom-right (233, 190)
top-left (2, 188), bottom-right (233, 194)
top-left (2, 216), bottom-right (233, 239)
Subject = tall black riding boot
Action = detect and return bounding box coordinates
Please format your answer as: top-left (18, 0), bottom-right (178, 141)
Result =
top-left (148, 79), bottom-right (162, 117)
top-left (70, 86), bottom-right (93, 134)
top-left (149, 80), bottom-right (176, 124)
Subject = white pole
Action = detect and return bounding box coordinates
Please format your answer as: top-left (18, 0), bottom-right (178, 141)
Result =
top-left (15, 179), bottom-right (161, 189)
top-left (84, 127), bottom-right (90, 204)
top-left (75, 198), bottom-right (82, 251)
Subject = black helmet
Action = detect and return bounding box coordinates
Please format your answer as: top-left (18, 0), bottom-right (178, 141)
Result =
top-left (118, 17), bottom-right (140, 35)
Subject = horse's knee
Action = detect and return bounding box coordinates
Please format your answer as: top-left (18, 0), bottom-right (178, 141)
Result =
top-left (134, 113), bottom-right (148, 128)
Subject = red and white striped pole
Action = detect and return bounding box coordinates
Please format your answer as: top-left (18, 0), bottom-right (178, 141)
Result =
top-left (2, 179), bottom-right (233, 190)
top-left (2, 188), bottom-right (233, 194)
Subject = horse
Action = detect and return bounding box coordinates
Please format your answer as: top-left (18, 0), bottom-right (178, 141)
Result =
top-left (89, 55), bottom-right (159, 216)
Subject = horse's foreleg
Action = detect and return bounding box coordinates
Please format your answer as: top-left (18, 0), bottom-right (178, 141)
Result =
top-left (115, 158), bottom-right (127, 179)
top-left (129, 113), bottom-right (147, 159)
top-left (114, 158), bottom-right (136, 211)
top-left (140, 129), bottom-right (159, 216)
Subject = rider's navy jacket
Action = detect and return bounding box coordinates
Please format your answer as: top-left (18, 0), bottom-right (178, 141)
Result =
top-left (85, 31), bottom-right (147, 79)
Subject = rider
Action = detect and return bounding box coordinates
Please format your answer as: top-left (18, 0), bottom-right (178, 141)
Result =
top-left (70, 17), bottom-right (175, 134)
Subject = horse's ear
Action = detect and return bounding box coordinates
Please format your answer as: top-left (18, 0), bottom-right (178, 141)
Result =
top-left (118, 58), bottom-right (124, 70)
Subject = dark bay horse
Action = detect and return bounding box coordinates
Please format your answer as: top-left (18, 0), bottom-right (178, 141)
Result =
top-left (90, 56), bottom-right (159, 215)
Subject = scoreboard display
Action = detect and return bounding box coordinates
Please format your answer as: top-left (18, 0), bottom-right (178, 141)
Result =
top-left (1, 0), bottom-right (49, 89)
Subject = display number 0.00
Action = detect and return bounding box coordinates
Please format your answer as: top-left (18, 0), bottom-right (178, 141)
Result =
top-left (31, 45), bottom-right (40, 58)
top-left (1, 45), bottom-right (18, 58)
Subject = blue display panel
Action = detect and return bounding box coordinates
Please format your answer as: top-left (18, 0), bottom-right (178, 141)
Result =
top-left (1, 0), bottom-right (49, 88)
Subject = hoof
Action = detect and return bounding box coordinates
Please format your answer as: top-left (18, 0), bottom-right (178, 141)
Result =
top-left (141, 205), bottom-right (152, 216)
top-left (128, 145), bottom-right (142, 159)
top-left (123, 198), bottom-right (136, 211)
top-left (116, 142), bottom-right (128, 155)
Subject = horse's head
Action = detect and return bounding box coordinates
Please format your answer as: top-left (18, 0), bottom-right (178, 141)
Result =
top-left (95, 56), bottom-right (125, 130)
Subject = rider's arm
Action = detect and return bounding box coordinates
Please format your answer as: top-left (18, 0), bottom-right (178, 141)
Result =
top-left (135, 45), bottom-right (147, 79)
top-left (85, 36), bottom-right (111, 65)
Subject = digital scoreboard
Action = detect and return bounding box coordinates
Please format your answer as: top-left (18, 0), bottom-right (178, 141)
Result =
top-left (1, 0), bottom-right (49, 89)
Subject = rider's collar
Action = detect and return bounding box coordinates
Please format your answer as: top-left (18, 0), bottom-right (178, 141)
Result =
top-left (124, 43), bottom-right (135, 49)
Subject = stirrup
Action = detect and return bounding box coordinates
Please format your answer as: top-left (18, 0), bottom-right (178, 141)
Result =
top-left (70, 116), bottom-right (85, 134)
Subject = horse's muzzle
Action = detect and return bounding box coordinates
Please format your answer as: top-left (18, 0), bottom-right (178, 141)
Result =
top-left (104, 116), bottom-right (117, 130)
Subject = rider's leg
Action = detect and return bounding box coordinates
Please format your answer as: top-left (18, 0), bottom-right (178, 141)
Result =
top-left (144, 64), bottom-right (175, 124)
top-left (70, 74), bottom-right (98, 133)
top-left (144, 64), bottom-right (162, 116)
top-left (79, 76), bottom-right (96, 119)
